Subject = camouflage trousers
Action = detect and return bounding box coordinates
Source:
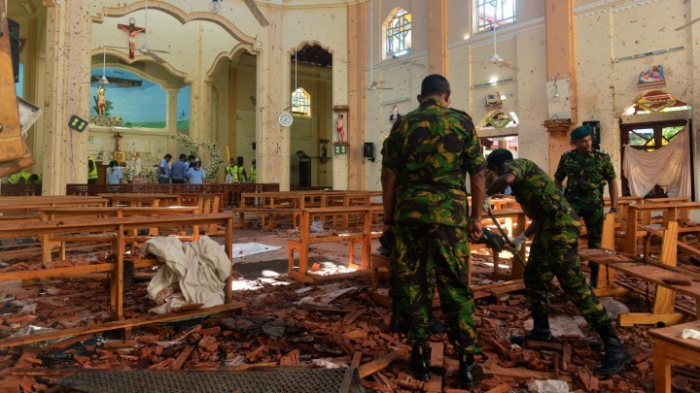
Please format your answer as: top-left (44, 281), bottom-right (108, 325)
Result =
top-left (571, 203), bottom-right (605, 286)
top-left (525, 219), bottom-right (611, 330)
top-left (390, 223), bottom-right (481, 355)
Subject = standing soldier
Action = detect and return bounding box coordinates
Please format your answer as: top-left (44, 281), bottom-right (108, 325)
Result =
top-left (381, 74), bottom-right (486, 390)
top-left (554, 125), bottom-right (618, 287)
top-left (485, 149), bottom-right (630, 376)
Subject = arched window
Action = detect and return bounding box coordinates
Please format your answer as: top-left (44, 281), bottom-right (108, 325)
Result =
top-left (291, 88), bottom-right (311, 117)
top-left (477, 0), bottom-right (516, 32)
top-left (385, 8), bottom-right (412, 59)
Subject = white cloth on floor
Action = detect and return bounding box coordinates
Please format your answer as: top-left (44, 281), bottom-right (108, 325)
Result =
top-left (143, 236), bottom-right (231, 314)
top-left (622, 128), bottom-right (691, 198)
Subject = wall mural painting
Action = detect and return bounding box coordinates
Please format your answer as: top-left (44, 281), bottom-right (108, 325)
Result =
top-left (89, 68), bottom-right (168, 128)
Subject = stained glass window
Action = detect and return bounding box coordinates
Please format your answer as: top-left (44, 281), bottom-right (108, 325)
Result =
top-left (477, 0), bottom-right (516, 32)
top-left (386, 8), bottom-right (412, 58)
top-left (291, 88), bottom-right (311, 117)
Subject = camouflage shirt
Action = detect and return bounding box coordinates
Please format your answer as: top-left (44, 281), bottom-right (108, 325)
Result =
top-left (554, 149), bottom-right (616, 209)
top-left (381, 99), bottom-right (486, 226)
top-left (503, 159), bottom-right (578, 226)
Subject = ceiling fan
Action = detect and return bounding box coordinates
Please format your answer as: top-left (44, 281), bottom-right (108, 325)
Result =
top-left (475, 1), bottom-right (519, 71)
top-left (138, 0), bottom-right (169, 63)
top-left (367, 0), bottom-right (393, 91)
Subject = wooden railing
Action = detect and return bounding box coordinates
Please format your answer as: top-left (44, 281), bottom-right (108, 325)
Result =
top-left (0, 184), bottom-right (42, 196)
top-left (65, 183), bottom-right (279, 210)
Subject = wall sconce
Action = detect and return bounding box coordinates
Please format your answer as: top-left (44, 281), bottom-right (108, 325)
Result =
top-left (363, 142), bottom-right (375, 162)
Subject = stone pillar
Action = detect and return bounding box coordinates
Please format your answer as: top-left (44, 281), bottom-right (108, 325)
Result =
top-left (256, 7), bottom-right (290, 190)
top-left (691, 0), bottom-right (700, 201)
top-left (42, 0), bottom-right (92, 194)
top-left (344, 2), bottom-right (366, 191)
top-left (428, 0), bottom-right (448, 76)
top-left (545, 0), bottom-right (577, 175)
top-left (163, 86), bottom-right (179, 157)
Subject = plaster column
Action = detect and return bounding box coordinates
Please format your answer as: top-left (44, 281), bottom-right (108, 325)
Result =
top-left (544, 0), bottom-right (577, 175)
top-left (42, 0), bottom-right (92, 194)
top-left (164, 86), bottom-right (179, 157)
top-left (256, 7), bottom-right (290, 190)
top-left (343, 1), bottom-right (366, 191)
top-left (428, 0), bottom-right (448, 76)
top-left (691, 0), bottom-right (700, 201)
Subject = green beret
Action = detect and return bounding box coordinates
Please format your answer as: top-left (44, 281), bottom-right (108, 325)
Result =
top-left (570, 125), bottom-right (592, 141)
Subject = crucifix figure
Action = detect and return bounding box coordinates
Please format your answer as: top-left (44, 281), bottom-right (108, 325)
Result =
top-left (117, 17), bottom-right (145, 59)
top-left (114, 132), bottom-right (123, 151)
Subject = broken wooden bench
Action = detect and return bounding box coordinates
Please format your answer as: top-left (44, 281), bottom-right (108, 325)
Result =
top-left (0, 214), bottom-right (236, 325)
top-left (287, 206), bottom-right (383, 284)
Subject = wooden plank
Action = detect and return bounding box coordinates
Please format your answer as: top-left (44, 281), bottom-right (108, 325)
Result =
top-left (170, 345), bottom-right (195, 370)
top-left (0, 302), bottom-right (246, 349)
top-left (358, 347), bottom-right (409, 378)
top-left (618, 312), bottom-right (687, 327)
top-left (653, 222), bottom-right (679, 316)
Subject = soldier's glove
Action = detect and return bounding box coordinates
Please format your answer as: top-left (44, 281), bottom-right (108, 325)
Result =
top-left (482, 195), bottom-right (492, 212)
top-left (507, 233), bottom-right (527, 252)
top-left (378, 230), bottom-right (395, 257)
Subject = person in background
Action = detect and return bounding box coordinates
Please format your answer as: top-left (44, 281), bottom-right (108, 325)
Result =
top-left (106, 160), bottom-right (123, 185)
top-left (381, 74), bottom-right (486, 390)
top-left (7, 171), bottom-right (30, 184)
top-left (249, 159), bottom-right (257, 183)
top-left (87, 156), bottom-right (98, 184)
top-left (485, 148), bottom-right (630, 376)
top-left (187, 154), bottom-right (197, 168)
top-left (233, 157), bottom-right (247, 183)
top-left (158, 154), bottom-right (172, 184)
top-left (225, 158), bottom-right (236, 183)
top-left (28, 174), bottom-right (42, 185)
top-left (186, 161), bottom-right (206, 184)
top-left (554, 125), bottom-right (618, 287)
top-left (171, 154), bottom-right (188, 184)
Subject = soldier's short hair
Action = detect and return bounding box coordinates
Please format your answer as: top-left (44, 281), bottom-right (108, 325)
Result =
top-left (420, 74), bottom-right (450, 97)
top-left (487, 148), bottom-right (513, 170)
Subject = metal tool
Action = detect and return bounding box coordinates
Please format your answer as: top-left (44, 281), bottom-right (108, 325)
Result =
top-left (484, 204), bottom-right (527, 267)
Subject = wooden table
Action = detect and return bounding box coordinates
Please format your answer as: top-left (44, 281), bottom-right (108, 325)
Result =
top-left (650, 319), bottom-right (700, 393)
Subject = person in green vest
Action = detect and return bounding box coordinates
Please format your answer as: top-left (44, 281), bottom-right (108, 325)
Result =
top-left (233, 157), bottom-right (247, 183)
top-left (7, 171), bottom-right (30, 184)
top-left (249, 159), bottom-right (257, 183)
top-left (88, 156), bottom-right (98, 184)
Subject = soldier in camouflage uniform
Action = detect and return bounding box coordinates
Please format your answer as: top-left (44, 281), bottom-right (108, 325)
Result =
top-left (381, 74), bottom-right (486, 390)
top-left (485, 149), bottom-right (630, 376)
top-left (554, 125), bottom-right (618, 287)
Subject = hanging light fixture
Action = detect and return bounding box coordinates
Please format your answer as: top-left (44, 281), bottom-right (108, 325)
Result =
top-left (209, 0), bottom-right (222, 14)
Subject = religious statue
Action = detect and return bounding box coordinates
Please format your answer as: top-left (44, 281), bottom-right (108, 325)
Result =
top-left (132, 152), bottom-right (143, 178)
top-left (97, 86), bottom-right (107, 117)
top-left (117, 17), bottom-right (145, 59)
top-left (336, 114), bottom-right (345, 143)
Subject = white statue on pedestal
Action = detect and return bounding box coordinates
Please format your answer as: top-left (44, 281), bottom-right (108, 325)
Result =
top-left (132, 152), bottom-right (142, 178)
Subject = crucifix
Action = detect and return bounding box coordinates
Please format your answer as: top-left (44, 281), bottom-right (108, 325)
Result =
top-left (117, 17), bottom-right (145, 59)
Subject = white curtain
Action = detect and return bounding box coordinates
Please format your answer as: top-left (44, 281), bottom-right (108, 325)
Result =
top-left (622, 127), bottom-right (691, 198)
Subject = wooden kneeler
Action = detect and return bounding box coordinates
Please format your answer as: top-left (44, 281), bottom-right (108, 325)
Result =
top-left (618, 221), bottom-right (687, 326)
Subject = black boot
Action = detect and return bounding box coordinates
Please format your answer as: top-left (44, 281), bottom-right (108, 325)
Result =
top-left (458, 353), bottom-right (484, 390)
top-left (510, 310), bottom-right (553, 345)
top-left (408, 344), bottom-right (430, 381)
top-left (594, 324), bottom-right (631, 375)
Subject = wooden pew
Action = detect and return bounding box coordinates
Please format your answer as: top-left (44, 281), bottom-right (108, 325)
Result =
top-left (623, 202), bottom-right (700, 256)
top-left (287, 206), bottom-right (382, 284)
top-left (0, 213), bottom-right (238, 346)
top-left (581, 221), bottom-right (700, 326)
top-left (650, 319), bottom-right (700, 393)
